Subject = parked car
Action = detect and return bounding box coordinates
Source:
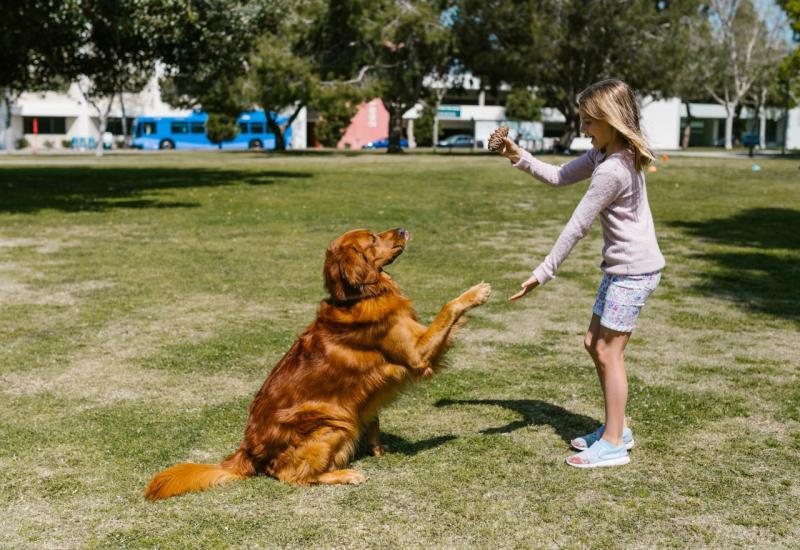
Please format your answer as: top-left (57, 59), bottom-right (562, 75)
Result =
top-left (436, 134), bottom-right (477, 148)
top-left (362, 137), bottom-right (408, 149)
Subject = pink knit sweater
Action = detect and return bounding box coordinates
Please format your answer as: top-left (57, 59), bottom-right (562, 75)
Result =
top-left (513, 148), bottom-right (665, 286)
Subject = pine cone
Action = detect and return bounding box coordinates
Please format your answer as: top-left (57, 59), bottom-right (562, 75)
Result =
top-left (488, 126), bottom-right (509, 152)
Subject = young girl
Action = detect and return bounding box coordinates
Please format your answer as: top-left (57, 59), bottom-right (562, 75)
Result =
top-left (491, 79), bottom-right (665, 468)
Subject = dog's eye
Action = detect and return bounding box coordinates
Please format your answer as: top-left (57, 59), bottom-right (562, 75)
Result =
top-left (371, 235), bottom-right (377, 245)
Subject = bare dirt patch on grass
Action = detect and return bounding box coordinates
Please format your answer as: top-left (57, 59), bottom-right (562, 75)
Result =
top-left (0, 294), bottom-right (285, 406)
top-left (0, 268), bottom-right (113, 306)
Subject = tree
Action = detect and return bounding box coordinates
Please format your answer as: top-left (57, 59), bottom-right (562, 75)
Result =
top-left (743, 16), bottom-right (789, 155)
top-left (311, 83), bottom-right (363, 147)
top-left (703, 0), bottom-right (787, 149)
top-left (71, 0), bottom-right (157, 156)
top-left (504, 87), bottom-right (543, 146)
top-left (452, 0), bottom-right (704, 145)
top-left (414, 100), bottom-right (443, 147)
top-left (0, 1), bottom-right (83, 151)
top-left (778, 0), bottom-right (800, 153)
top-left (667, 8), bottom-right (715, 148)
top-left (247, 34), bottom-right (317, 151)
top-left (778, 0), bottom-right (800, 92)
top-left (366, 1), bottom-right (456, 153)
top-left (206, 113), bottom-right (239, 148)
top-left (155, 1), bottom-right (283, 124)
top-left (504, 87), bottom-right (542, 122)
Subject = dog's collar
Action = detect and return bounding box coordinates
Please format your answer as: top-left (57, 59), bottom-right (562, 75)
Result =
top-left (329, 296), bottom-right (362, 307)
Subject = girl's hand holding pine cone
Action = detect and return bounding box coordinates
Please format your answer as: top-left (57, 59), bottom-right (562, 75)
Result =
top-left (488, 127), bottom-right (522, 163)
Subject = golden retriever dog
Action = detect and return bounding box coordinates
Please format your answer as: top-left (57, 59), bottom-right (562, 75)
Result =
top-left (144, 228), bottom-right (491, 500)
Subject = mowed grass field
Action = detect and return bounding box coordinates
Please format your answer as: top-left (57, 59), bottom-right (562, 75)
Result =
top-left (0, 151), bottom-right (798, 549)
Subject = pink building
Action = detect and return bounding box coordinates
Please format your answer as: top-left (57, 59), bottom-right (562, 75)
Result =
top-left (337, 98), bottom-right (389, 149)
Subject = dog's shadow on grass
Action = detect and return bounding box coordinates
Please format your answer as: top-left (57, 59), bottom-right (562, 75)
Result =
top-left (356, 433), bottom-right (457, 459)
top-left (355, 399), bottom-right (597, 459)
top-left (434, 398), bottom-right (598, 444)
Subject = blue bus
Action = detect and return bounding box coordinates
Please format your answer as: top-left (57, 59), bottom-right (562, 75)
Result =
top-left (132, 111), bottom-right (292, 150)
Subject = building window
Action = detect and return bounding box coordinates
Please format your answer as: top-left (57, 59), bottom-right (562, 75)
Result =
top-left (23, 116), bottom-right (66, 134)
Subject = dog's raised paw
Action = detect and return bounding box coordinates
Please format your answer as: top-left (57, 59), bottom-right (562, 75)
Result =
top-left (466, 282), bottom-right (492, 307)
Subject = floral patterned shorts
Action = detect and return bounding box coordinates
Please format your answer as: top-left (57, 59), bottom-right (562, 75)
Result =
top-left (592, 271), bottom-right (662, 333)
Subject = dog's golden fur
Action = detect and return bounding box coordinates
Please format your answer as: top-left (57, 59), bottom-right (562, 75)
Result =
top-left (144, 228), bottom-right (490, 499)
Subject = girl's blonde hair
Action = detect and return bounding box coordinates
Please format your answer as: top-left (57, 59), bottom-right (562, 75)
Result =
top-left (577, 79), bottom-right (655, 172)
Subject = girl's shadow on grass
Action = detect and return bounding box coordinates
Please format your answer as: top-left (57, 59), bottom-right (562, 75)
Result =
top-left (434, 398), bottom-right (598, 444)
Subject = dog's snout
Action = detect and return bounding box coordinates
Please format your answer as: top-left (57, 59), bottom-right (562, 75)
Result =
top-left (396, 228), bottom-right (410, 241)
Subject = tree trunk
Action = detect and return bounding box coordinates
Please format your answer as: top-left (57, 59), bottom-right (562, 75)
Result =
top-left (431, 88), bottom-right (446, 150)
top-left (559, 103), bottom-right (580, 150)
top-left (748, 90), bottom-right (764, 158)
top-left (96, 100), bottom-right (114, 157)
top-left (724, 104), bottom-right (735, 150)
top-left (266, 114), bottom-right (286, 151)
top-left (0, 89), bottom-right (11, 153)
top-left (278, 103), bottom-right (305, 150)
top-left (119, 93), bottom-right (128, 147)
top-left (758, 87), bottom-right (766, 149)
top-left (386, 100), bottom-right (405, 154)
top-left (682, 101), bottom-right (693, 149)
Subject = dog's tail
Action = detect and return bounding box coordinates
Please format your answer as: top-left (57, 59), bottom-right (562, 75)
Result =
top-left (144, 449), bottom-right (255, 501)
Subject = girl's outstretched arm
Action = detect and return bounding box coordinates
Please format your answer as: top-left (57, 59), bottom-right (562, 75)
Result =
top-left (512, 148), bottom-right (596, 187)
top-left (532, 164), bottom-right (624, 285)
top-left (489, 129), bottom-right (595, 187)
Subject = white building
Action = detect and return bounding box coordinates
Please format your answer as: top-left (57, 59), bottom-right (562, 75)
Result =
top-left (401, 76), bottom-right (800, 151)
top-left (0, 73), bottom-right (308, 152)
top-left (2, 70), bottom-right (798, 152)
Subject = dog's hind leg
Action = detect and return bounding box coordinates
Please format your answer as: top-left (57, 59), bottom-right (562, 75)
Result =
top-left (275, 425), bottom-right (364, 485)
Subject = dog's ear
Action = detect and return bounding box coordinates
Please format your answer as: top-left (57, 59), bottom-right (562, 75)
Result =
top-left (324, 246), bottom-right (348, 302)
top-left (324, 244), bottom-right (378, 302)
top-left (339, 245), bottom-right (379, 287)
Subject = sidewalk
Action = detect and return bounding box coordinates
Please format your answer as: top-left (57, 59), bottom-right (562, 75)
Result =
top-left (655, 148), bottom-right (797, 159)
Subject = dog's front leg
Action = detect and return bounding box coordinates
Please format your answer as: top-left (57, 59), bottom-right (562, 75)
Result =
top-left (414, 282), bottom-right (491, 367)
top-left (365, 418), bottom-right (386, 457)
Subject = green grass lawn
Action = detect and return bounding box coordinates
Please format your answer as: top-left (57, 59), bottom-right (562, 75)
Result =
top-left (0, 151), bottom-right (798, 549)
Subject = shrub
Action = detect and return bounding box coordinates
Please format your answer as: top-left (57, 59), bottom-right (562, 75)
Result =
top-left (206, 114), bottom-right (238, 147)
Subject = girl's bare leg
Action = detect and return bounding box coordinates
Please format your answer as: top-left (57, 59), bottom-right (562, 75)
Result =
top-left (585, 315), bottom-right (631, 446)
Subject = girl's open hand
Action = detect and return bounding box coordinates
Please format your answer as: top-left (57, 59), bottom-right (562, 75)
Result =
top-left (508, 274), bottom-right (539, 302)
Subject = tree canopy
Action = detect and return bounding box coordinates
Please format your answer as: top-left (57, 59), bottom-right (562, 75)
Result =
top-left (452, 0), bottom-right (704, 142)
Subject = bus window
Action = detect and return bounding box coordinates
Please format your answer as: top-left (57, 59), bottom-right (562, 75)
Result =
top-left (137, 122), bottom-right (156, 136)
top-left (251, 122), bottom-right (264, 134)
top-left (171, 122), bottom-right (189, 134)
top-left (239, 123), bottom-right (248, 134)
top-left (190, 122), bottom-right (205, 134)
